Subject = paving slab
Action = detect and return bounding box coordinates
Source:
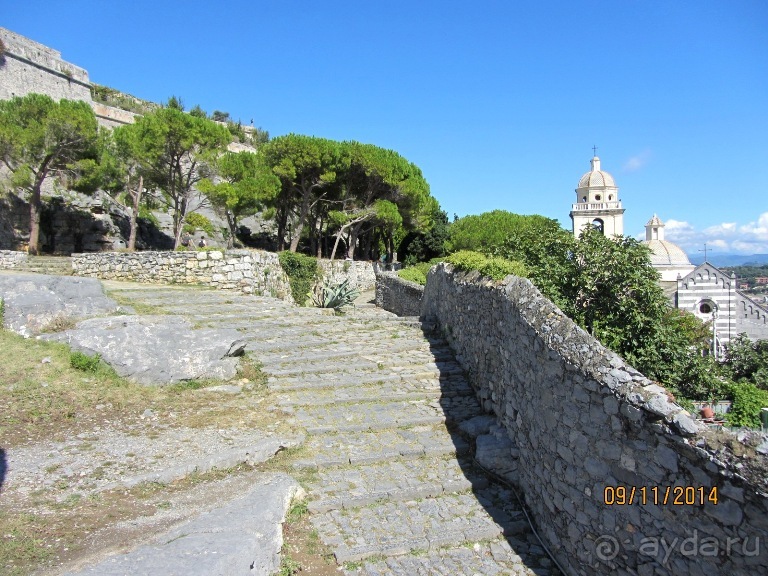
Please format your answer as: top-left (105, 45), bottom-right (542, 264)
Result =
top-left (63, 473), bottom-right (302, 576)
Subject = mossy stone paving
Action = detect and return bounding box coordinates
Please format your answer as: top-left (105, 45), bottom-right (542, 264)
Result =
top-left (103, 281), bottom-right (559, 575)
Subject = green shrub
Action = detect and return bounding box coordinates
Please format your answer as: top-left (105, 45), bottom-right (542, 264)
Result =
top-left (446, 250), bottom-right (527, 281)
top-left (183, 212), bottom-right (215, 235)
top-left (478, 256), bottom-right (527, 280)
top-left (398, 267), bottom-right (428, 285)
top-left (70, 351), bottom-right (101, 372)
top-left (278, 252), bottom-right (320, 306)
top-left (725, 381), bottom-right (768, 428)
top-left (0, 297), bottom-right (5, 326)
top-left (313, 278), bottom-right (360, 311)
top-left (138, 205), bottom-right (159, 227)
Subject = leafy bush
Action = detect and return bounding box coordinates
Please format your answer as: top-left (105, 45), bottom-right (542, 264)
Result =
top-left (725, 381), bottom-right (768, 428)
top-left (398, 266), bottom-right (428, 285)
top-left (397, 259), bottom-right (443, 286)
top-left (183, 212), bottom-right (215, 235)
top-left (0, 297), bottom-right (4, 326)
top-left (138, 205), bottom-right (159, 227)
top-left (278, 252), bottom-right (320, 306)
top-left (313, 278), bottom-right (360, 311)
top-left (70, 351), bottom-right (101, 372)
top-left (446, 250), bottom-right (527, 280)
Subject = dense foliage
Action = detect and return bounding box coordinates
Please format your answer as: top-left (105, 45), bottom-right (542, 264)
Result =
top-left (399, 208), bottom-right (450, 265)
top-left (278, 251), bottom-right (320, 306)
top-left (261, 135), bottom-right (438, 259)
top-left (198, 151), bottom-right (280, 247)
top-left (0, 93), bottom-right (99, 254)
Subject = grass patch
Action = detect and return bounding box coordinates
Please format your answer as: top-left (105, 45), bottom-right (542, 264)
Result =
top-left (0, 329), bottom-right (278, 448)
top-left (69, 351), bottom-right (102, 372)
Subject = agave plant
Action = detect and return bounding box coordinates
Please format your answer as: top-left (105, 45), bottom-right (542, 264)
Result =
top-left (312, 278), bottom-right (360, 311)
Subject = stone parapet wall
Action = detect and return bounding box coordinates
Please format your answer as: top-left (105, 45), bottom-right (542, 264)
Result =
top-left (0, 27), bottom-right (91, 102)
top-left (318, 260), bottom-right (377, 292)
top-left (72, 250), bottom-right (294, 302)
top-left (374, 270), bottom-right (424, 317)
top-left (418, 263), bottom-right (767, 576)
top-left (0, 250), bottom-right (28, 269)
top-left (90, 102), bottom-right (138, 128)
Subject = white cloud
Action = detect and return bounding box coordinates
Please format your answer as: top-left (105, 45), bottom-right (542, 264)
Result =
top-left (622, 150), bottom-right (652, 172)
top-left (664, 211), bottom-right (768, 256)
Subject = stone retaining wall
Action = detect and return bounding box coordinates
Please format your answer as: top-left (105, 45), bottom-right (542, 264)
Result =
top-left (71, 251), bottom-right (379, 303)
top-left (374, 270), bottom-right (424, 317)
top-left (0, 249), bottom-right (27, 269)
top-left (319, 260), bottom-right (377, 292)
top-left (378, 263), bottom-right (767, 575)
top-left (72, 250), bottom-right (294, 302)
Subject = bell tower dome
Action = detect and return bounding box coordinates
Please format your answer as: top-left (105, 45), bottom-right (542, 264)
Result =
top-left (570, 152), bottom-right (625, 237)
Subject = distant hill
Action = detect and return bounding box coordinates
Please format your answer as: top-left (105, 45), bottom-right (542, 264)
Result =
top-left (689, 254), bottom-right (768, 267)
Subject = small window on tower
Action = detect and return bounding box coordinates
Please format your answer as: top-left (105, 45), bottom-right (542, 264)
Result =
top-left (595, 194), bottom-right (602, 201)
top-left (608, 194), bottom-right (613, 200)
top-left (699, 303), bottom-right (712, 314)
top-left (582, 196), bottom-right (587, 202)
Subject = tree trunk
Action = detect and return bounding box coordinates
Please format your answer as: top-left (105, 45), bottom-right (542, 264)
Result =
top-left (127, 175), bottom-right (143, 251)
top-left (226, 209), bottom-right (237, 248)
top-left (346, 221), bottom-right (364, 260)
top-left (28, 183), bottom-right (42, 255)
top-left (290, 187), bottom-right (311, 252)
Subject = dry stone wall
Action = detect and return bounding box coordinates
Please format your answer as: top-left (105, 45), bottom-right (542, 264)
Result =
top-left (377, 263), bottom-right (768, 575)
top-left (72, 250), bottom-right (294, 302)
top-left (0, 249), bottom-right (27, 268)
top-left (71, 251), bottom-right (378, 304)
top-left (318, 260), bottom-right (377, 292)
top-left (374, 269), bottom-right (424, 317)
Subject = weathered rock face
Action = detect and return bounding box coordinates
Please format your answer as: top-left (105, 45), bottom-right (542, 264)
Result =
top-left (0, 191), bottom-right (175, 254)
top-left (376, 263), bottom-right (768, 576)
top-left (0, 273), bottom-right (120, 336)
top-left (41, 315), bottom-right (247, 385)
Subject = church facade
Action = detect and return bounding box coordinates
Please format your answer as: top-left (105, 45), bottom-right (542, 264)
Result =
top-left (569, 154), bottom-right (768, 348)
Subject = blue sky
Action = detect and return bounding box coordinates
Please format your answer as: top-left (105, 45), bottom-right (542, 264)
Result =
top-left (4, 1), bottom-right (767, 256)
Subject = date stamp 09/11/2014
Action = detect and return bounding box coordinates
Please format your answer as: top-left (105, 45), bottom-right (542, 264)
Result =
top-left (603, 485), bottom-right (719, 506)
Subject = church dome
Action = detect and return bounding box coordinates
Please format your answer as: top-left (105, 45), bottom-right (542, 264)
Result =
top-left (645, 240), bottom-right (692, 267)
top-left (642, 214), bottom-right (691, 266)
top-left (577, 157), bottom-right (616, 189)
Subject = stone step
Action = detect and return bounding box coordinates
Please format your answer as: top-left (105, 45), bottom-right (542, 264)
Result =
top-left (291, 426), bottom-right (470, 469)
top-left (311, 489), bottom-right (517, 564)
top-left (268, 370), bottom-right (471, 395)
top-left (273, 378), bottom-right (475, 406)
top-left (263, 354), bottom-right (463, 378)
top-left (12, 256), bottom-right (73, 276)
top-left (291, 396), bottom-right (484, 435)
top-left (305, 457), bottom-right (489, 513)
top-left (349, 537), bottom-right (556, 576)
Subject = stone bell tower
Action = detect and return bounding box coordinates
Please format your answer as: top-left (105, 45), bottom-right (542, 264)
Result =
top-left (570, 153), bottom-right (624, 237)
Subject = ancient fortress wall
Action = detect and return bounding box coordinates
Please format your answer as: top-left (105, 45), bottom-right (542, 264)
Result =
top-left (0, 27), bottom-right (91, 102)
top-left (376, 264), bottom-right (767, 576)
top-left (0, 27), bottom-right (137, 130)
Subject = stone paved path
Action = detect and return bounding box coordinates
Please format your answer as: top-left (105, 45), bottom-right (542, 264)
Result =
top-left (104, 282), bottom-right (560, 576)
